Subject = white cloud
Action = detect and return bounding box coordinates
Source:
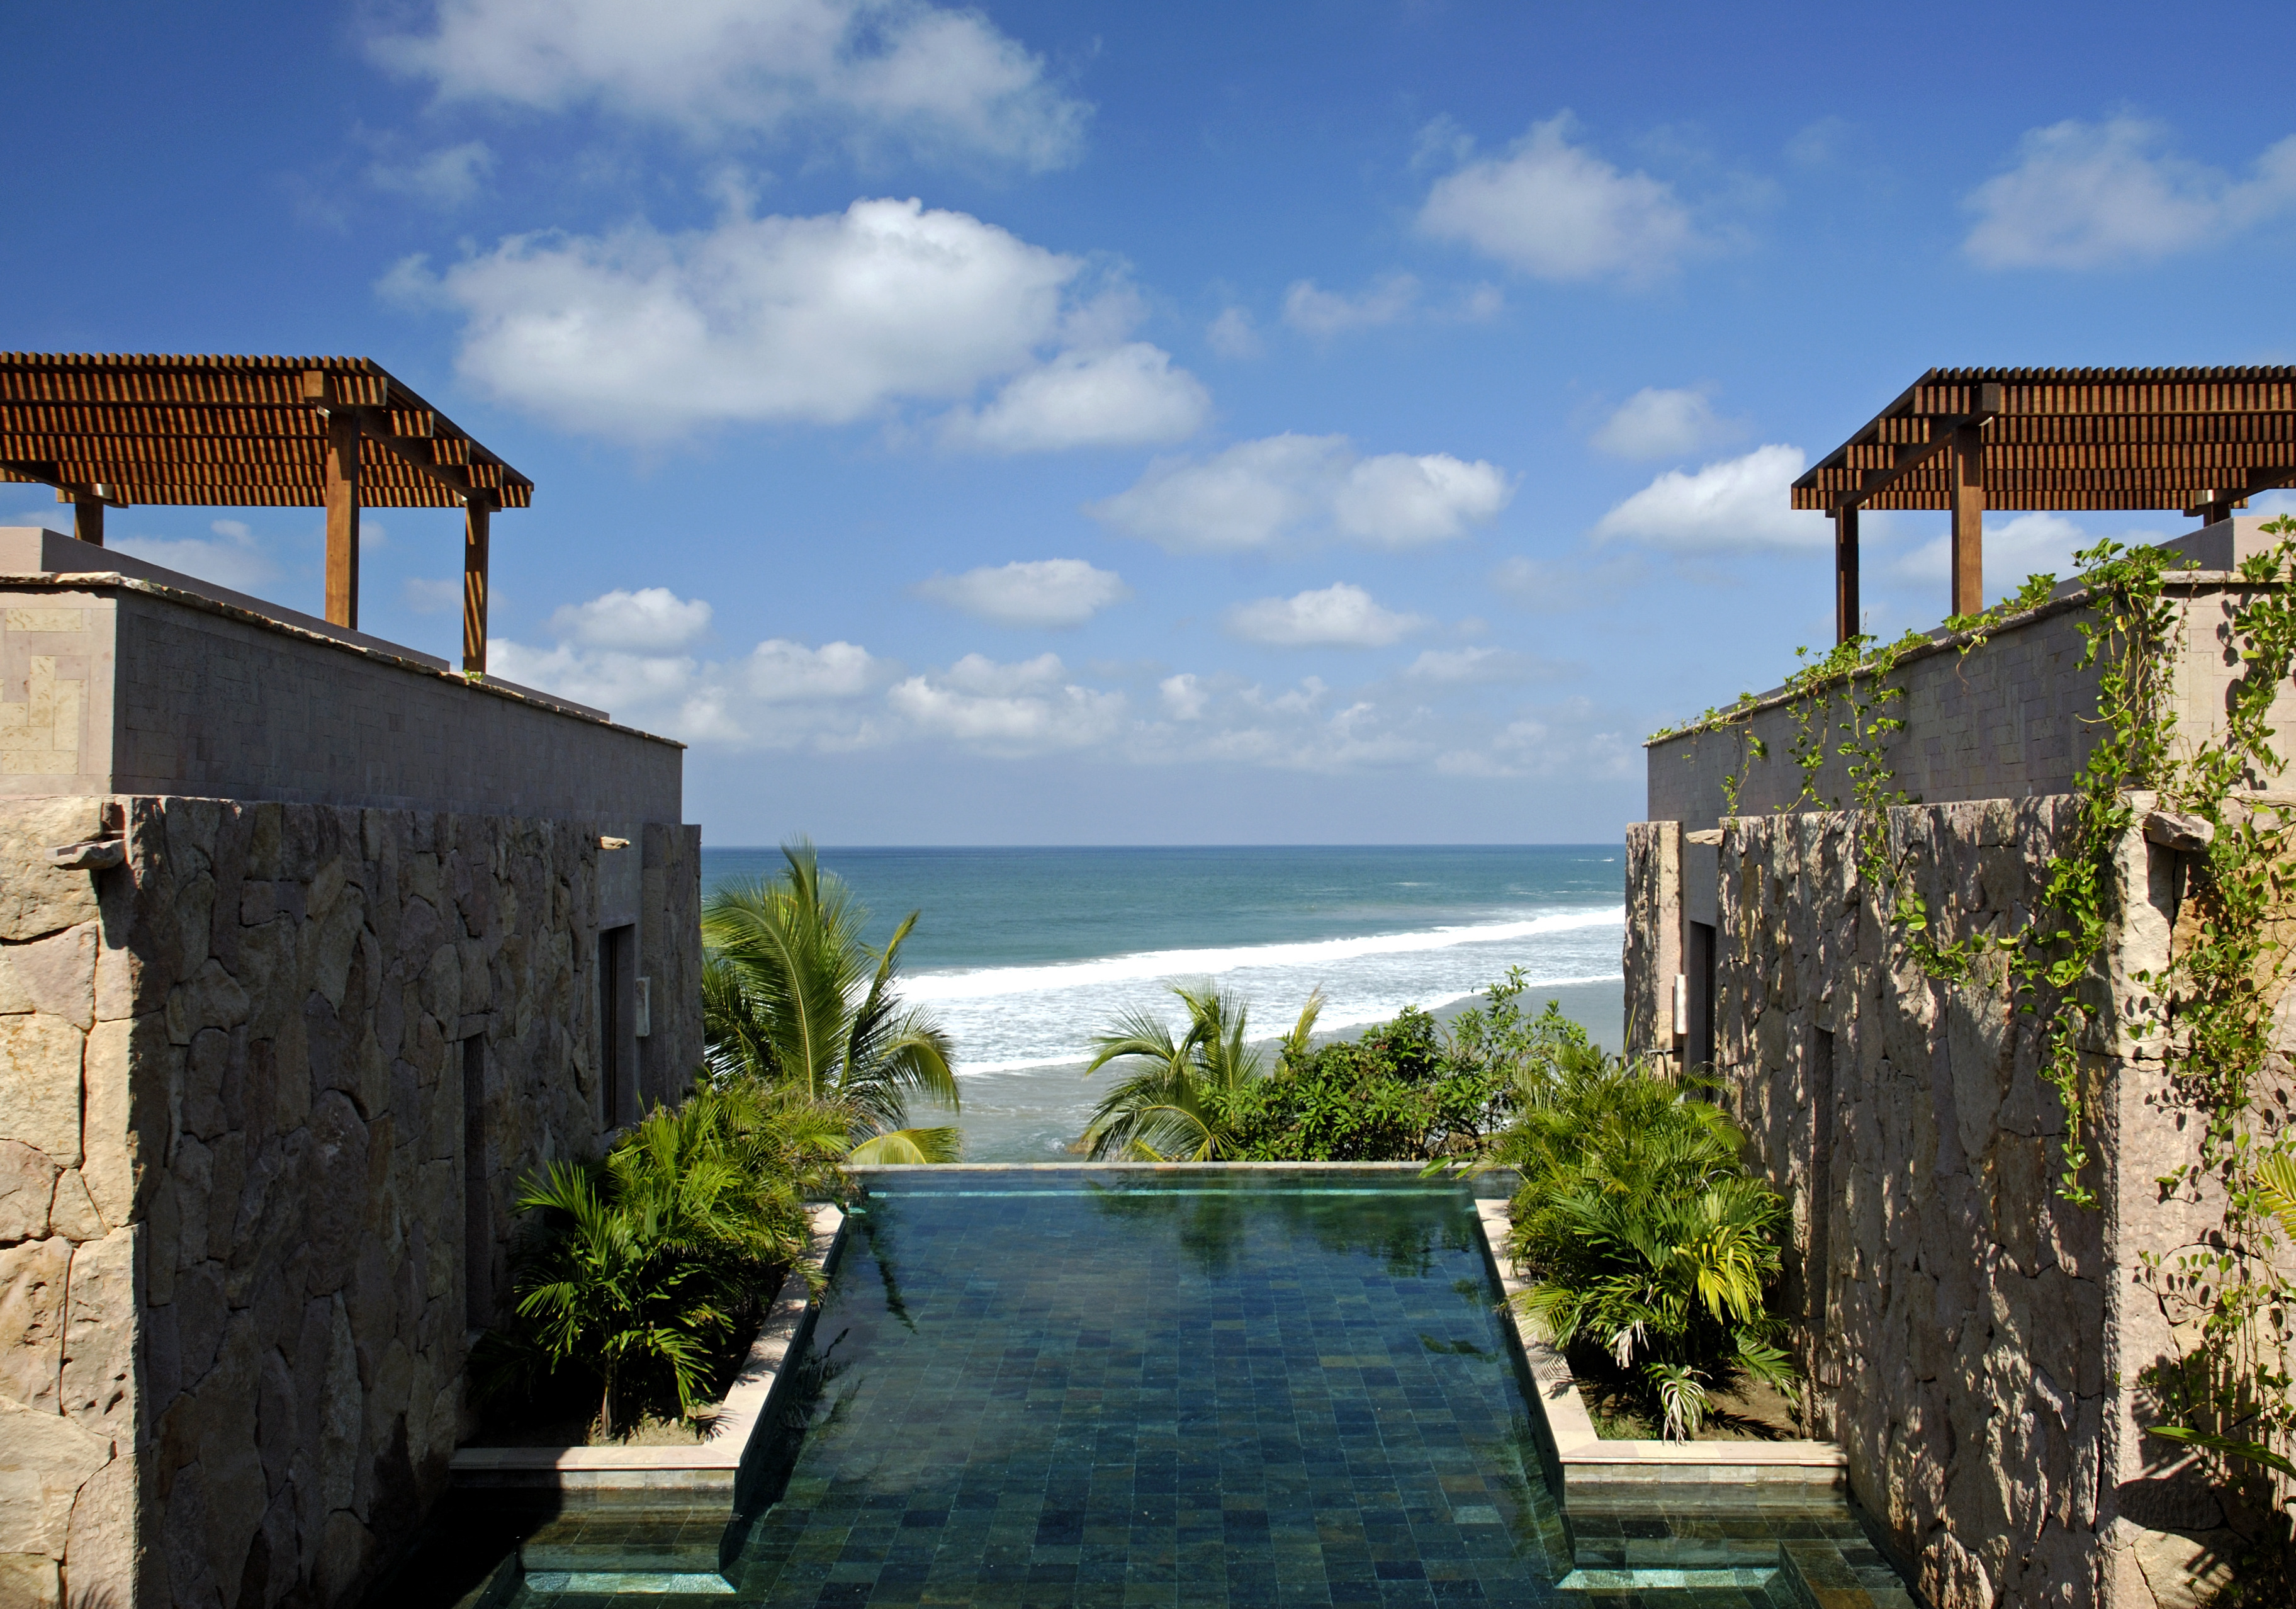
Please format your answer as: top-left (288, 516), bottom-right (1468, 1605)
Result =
top-left (1593, 444), bottom-right (1828, 552)
top-left (1159, 672), bottom-right (1209, 720)
top-left (403, 198), bottom-right (1083, 442)
top-left (548, 587), bottom-right (713, 652)
top-left (369, 0), bottom-right (1089, 171)
top-left (1490, 551), bottom-right (1649, 614)
top-left (940, 344), bottom-right (1209, 453)
top-left (1417, 113), bottom-right (1701, 282)
top-left (1963, 118), bottom-right (2296, 269)
top-left (367, 141), bottom-right (494, 206)
top-left (1205, 307), bottom-right (1262, 359)
top-left (1332, 453), bottom-right (1513, 545)
top-left (1225, 583), bottom-right (1427, 648)
top-left (1281, 274), bottom-right (1420, 336)
top-left (1432, 701), bottom-right (1637, 781)
top-left (1590, 387), bottom-right (1740, 459)
top-left (1402, 646), bottom-right (1556, 684)
top-left (914, 558), bottom-right (1128, 627)
top-left (113, 518), bottom-right (281, 593)
top-left (1091, 434), bottom-right (1512, 553)
top-left (887, 654), bottom-right (1126, 752)
top-left (744, 638), bottom-right (887, 701)
top-left (403, 577), bottom-right (460, 614)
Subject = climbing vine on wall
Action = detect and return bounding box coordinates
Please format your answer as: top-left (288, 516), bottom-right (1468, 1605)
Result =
top-left (1663, 519), bottom-right (2296, 1507)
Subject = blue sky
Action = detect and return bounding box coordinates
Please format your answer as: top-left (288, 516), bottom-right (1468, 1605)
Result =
top-left (9, 1), bottom-right (2296, 844)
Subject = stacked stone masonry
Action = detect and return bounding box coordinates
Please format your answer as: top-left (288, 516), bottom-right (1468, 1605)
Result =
top-left (0, 791), bottom-right (701, 1608)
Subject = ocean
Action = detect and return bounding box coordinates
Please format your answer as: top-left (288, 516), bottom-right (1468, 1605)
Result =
top-left (697, 845), bottom-right (1625, 1162)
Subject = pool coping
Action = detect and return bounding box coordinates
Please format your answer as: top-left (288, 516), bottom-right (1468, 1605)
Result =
top-left (447, 1202), bottom-right (846, 1493)
top-left (1468, 1198), bottom-right (1846, 1493)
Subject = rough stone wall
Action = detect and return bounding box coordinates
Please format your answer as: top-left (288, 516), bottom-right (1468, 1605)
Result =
top-left (0, 791), bottom-right (705, 1608)
top-left (1666, 798), bottom-right (2255, 1608)
top-left (1645, 581), bottom-right (2296, 830)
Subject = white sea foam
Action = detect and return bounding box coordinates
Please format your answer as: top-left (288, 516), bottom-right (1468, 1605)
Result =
top-left (898, 906), bottom-right (1626, 1077)
top-left (904, 908), bottom-right (1621, 1004)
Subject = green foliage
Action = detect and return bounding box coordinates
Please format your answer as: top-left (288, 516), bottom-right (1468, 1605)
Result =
top-left (702, 838), bottom-right (962, 1161)
top-left (476, 1078), bottom-right (841, 1437)
top-left (1080, 982), bottom-right (1324, 1159)
top-left (1490, 1051), bottom-right (1792, 1438)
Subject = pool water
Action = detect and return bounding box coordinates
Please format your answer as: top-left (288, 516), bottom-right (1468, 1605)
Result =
top-left (519, 1166), bottom-right (1806, 1608)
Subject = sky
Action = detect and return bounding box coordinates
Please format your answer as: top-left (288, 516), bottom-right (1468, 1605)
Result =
top-left (8, 1), bottom-right (2296, 845)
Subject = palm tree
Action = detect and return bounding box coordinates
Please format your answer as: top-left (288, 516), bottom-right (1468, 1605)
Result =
top-left (1081, 982), bottom-right (1323, 1160)
top-left (702, 840), bottom-right (962, 1163)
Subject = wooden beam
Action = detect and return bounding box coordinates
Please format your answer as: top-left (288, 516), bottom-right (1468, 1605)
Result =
top-left (1833, 504), bottom-right (1860, 645)
top-left (72, 497), bottom-right (103, 546)
top-left (324, 410), bottom-right (361, 629)
top-left (1950, 421), bottom-right (1986, 618)
top-left (463, 500), bottom-right (491, 677)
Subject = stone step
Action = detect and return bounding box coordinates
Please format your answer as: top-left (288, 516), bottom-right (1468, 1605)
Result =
top-left (1777, 1537), bottom-right (1920, 1609)
top-left (516, 1506), bottom-right (733, 1579)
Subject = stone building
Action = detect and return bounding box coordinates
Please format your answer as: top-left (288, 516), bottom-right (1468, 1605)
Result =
top-left (1623, 366), bottom-right (2296, 1608)
top-left (0, 354), bottom-right (702, 1608)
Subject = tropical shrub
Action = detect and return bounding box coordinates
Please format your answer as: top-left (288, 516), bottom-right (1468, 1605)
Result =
top-left (1490, 1049), bottom-right (1793, 1439)
top-left (477, 1078), bottom-right (846, 1437)
top-left (1213, 973), bottom-right (1592, 1161)
top-left (1080, 983), bottom-right (1322, 1160)
top-left (703, 838), bottom-right (962, 1162)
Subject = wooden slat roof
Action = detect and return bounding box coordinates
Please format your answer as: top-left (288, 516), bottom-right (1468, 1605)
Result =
top-left (0, 353), bottom-right (532, 511)
top-left (1791, 365), bottom-right (2296, 513)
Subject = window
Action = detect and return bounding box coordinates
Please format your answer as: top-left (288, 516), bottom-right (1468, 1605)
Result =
top-left (1684, 920), bottom-right (1718, 1072)
top-left (600, 923), bottom-right (638, 1127)
top-left (461, 1034), bottom-right (492, 1331)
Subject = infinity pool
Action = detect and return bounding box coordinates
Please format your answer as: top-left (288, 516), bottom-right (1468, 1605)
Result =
top-left (513, 1166), bottom-right (1816, 1607)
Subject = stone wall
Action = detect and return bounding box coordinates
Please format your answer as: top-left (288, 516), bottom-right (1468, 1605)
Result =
top-left (0, 561), bottom-right (682, 821)
top-left (1622, 796), bottom-right (2268, 1606)
top-left (1645, 577), bottom-right (2296, 831)
top-left (0, 791), bottom-right (703, 1608)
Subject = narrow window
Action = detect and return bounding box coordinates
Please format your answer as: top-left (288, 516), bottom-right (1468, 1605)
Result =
top-left (600, 923), bottom-right (637, 1127)
top-left (461, 1034), bottom-right (492, 1332)
top-left (1684, 920), bottom-right (1718, 1072)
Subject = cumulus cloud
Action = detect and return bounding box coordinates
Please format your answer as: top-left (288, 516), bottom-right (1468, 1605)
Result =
top-left (1884, 511), bottom-right (2170, 601)
top-left (1225, 584), bottom-right (1427, 648)
top-left (1963, 118), bottom-right (2296, 269)
top-left (1205, 307), bottom-right (1262, 359)
top-left (113, 517), bottom-right (281, 593)
top-left (397, 198), bottom-right (1086, 441)
top-left (366, 141), bottom-right (494, 207)
top-left (1417, 113), bottom-right (1701, 282)
top-left (940, 344), bottom-right (1209, 452)
top-left (1281, 274), bottom-right (1421, 336)
top-left (887, 653), bottom-right (1126, 752)
top-left (1590, 387), bottom-right (1741, 459)
top-left (1159, 672), bottom-right (1209, 720)
top-left (914, 558), bottom-right (1129, 627)
top-left (1593, 444), bottom-right (1828, 552)
top-left (403, 577), bottom-right (461, 614)
top-left (369, 0), bottom-right (1089, 171)
top-left (547, 586), bottom-right (713, 652)
top-left (1090, 434), bottom-right (1513, 553)
top-left (1432, 699), bottom-right (1637, 781)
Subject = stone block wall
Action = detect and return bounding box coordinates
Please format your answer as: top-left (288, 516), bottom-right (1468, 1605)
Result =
top-left (0, 791), bottom-right (703, 1608)
top-left (1623, 796), bottom-right (2268, 1606)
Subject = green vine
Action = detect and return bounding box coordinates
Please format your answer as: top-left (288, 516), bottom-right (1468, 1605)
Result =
top-left (1685, 519), bottom-right (2296, 1520)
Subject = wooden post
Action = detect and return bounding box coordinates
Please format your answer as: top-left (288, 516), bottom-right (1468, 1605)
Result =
top-left (1833, 504), bottom-right (1860, 645)
top-left (324, 411), bottom-right (363, 629)
top-left (463, 500), bottom-right (491, 677)
top-left (1950, 421), bottom-right (1985, 619)
top-left (72, 497), bottom-right (103, 547)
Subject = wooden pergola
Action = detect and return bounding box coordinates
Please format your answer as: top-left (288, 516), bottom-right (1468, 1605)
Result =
top-left (0, 353), bottom-right (532, 674)
top-left (1792, 366), bottom-right (2296, 641)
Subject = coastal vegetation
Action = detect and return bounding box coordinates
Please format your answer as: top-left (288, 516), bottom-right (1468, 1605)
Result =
top-left (475, 1080), bottom-right (845, 1438)
top-left (702, 838), bottom-right (962, 1161)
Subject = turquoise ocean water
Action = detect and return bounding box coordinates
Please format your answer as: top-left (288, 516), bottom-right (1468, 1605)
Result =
top-left (699, 845), bottom-right (1624, 1161)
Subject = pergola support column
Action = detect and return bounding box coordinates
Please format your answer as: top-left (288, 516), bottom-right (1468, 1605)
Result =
top-left (463, 500), bottom-right (492, 677)
top-left (1833, 504), bottom-right (1860, 645)
top-left (72, 497), bottom-right (104, 546)
top-left (1950, 421), bottom-right (1985, 619)
top-left (324, 411), bottom-right (363, 630)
